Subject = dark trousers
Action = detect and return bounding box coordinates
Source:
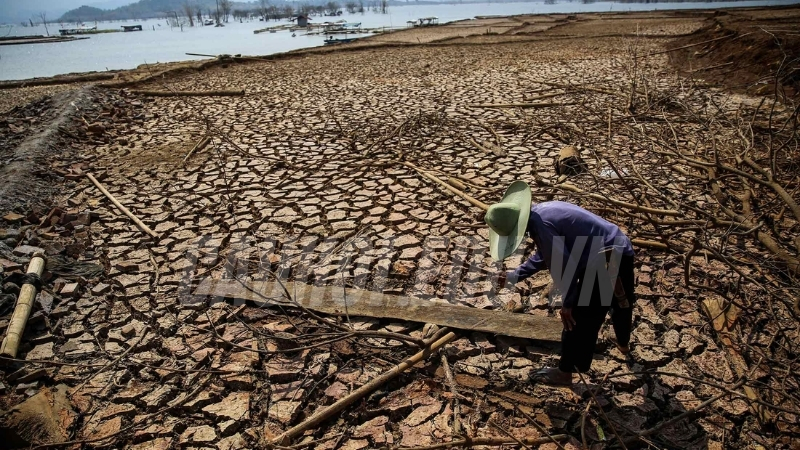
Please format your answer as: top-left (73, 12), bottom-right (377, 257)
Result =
top-left (558, 255), bottom-right (636, 373)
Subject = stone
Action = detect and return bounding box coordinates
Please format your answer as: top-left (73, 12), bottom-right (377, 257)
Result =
top-left (60, 283), bottom-right (80, 297)
top-left (115, 261), bottom-right (139, 273)
top-left (13, 245), bottom-right (44, 256)
top-left (202, 392), bottom-right (250, 420)
top-left (324, 381), bottom-right (349, 399)
top-left (218, 419), bottom-right (240, 436)
top-left (179, 425), bottom-right (217, 444)
top-left (340, 439), bottom-right (370, 450)
top-left (128, 437), bottom-right (171, 450)
top-left (217, 433), bottom-right (246, 450)
top-left (91, 283), bottom-right (111, 295)
top-left (403, 402), bottom-right (442, 426)
top-left (3, 213), bottom-right (25, 223)
top-left (268, 401), bottom-right (302, 424)
top-left (141, 385), bottom-right (173, 410)
top-left (83, 416), bottom-right (122, 441)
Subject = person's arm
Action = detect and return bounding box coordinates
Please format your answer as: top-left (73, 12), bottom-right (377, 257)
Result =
top-left (507, 249), bottom-right (548, 284)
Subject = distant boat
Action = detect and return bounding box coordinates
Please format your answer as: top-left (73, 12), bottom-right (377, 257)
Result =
top-left (121, 25), bottom-right (142, 32)
top-left (324, 36), bottom-right (357, 45)
top-left (204, 19), bottom-right (215, 26)
top-left (58, 25), bottom-right (97, 36)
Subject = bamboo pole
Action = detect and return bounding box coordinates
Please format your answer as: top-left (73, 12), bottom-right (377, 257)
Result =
top-left (86, 173), bottom-right (159, 239)
top-left (0, 254), bottom-right (46, 358)
top-left (273, 331), bottom-right (457, 445)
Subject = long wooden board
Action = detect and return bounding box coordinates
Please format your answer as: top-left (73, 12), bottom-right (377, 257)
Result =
top-left (192, 279), bottom-right (562, 342)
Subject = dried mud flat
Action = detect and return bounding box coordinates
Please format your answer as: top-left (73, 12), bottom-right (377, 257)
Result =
top-left (1, 7), bottom-right (799, 450)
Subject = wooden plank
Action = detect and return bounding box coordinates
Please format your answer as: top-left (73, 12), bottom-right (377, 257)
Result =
top-left (192, 279), bottom-right (562, 342)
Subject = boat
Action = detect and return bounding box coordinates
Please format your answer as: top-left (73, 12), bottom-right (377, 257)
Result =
top-left (324, 36), bottom-right (357, 45)
top-left (204, 19), bottom-right (215, 26)
top-left (58, 25), bottom-right (98, 36)
top-left (121, 25), bottom-right (142, 32)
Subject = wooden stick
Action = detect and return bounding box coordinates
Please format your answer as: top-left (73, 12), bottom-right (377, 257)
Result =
top-left (701, 299), bottom-right (772, 426)
top-left (130, 89), bottom-right (245, 97)
top-left (86, 173), bottom-right (159, 239)
top-left (381, 435), bottom-right (568, 450)
top-left (273, 331), bottom-right (458, 445)
top-left (403, 162), bottom-right (489, 211)
top-left (0, 254), bottom-right (46, 358)
top-left (468, 102), bottom-right (577, 109)
top-left (182, 136), bottom-right (212, 165)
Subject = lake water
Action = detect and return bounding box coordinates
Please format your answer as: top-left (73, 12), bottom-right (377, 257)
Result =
top-left (0, 0), bottom-right (796, 81)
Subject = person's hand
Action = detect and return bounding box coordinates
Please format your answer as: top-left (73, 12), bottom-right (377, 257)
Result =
top-left (497, 272), bottom-right (508, 288)
top-left (560, 307), bottom-right (576, 331)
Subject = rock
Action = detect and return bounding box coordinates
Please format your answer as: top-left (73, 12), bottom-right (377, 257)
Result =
top-left (340, 439), bottom-right (370, 450)
top-left (2, 385), bottom-right (77, 447)
top-left (218, 419), bottom-right (240, 436)
top-left (0, 258), bottom-right (22, 271)
top-left (82, 416), bottom-right (122, 441)
top-left (141, 385), bottom-right (173, 410)
top-left (3, 213), bottom-right (25, 223)
top-left (324, 381), bottom-right (349, 399)
top-left (217, 433), bottom-right (246, 450)
top-left (24, 342), bottom-right (55, 361)
top-left (268, 401), bottom-right (302, 424)
top-left (115, 261), bottom-right (139, 273)
top-left (353, 415), bottom-right (389, 440)
top-left (202, 392), bottom-right (250, 420)
top-left (60, 283), bottom-right (80, 297)
top-left (403, 402), bottom-right (442, 426)
top-left (179, 425), bottom-right (217, 444)
top-left (12, 245), bottom-right (44, 256)
top-left (691, 350), bottom-right (734, 383)
top-left (91, 283), bottom-right (111, 295)
top-left (128, 437), bottom-right (171, 450)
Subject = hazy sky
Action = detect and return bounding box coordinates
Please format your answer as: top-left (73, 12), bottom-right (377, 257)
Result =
top-left (1, 0), bottom-right (134, 22)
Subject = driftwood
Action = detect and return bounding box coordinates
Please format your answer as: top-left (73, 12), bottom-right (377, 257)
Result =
top-left (701, 297), bottom-right (772, 426)
top-left (555, 145), bottom-right (586, 176)
top-left (87, 173), bottom-right (159, 239)
top-left (130, 89), bottom-right (245, 97)
top-left (468, 138), bottom-right (505, 156)
top-left (192, 279), bottom-right (562, 341)
top-left (0, 254), bottom-right (46, 358)
top-left (403, 162), bottom-right (490, 211)
top-left (273, 330), bottom-right (458, 445)
top-left (182, 136), bottom-right (212, 165)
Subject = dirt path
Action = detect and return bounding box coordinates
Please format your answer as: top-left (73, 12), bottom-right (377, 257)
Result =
top-left (0, 88), bottom-right (88, 213)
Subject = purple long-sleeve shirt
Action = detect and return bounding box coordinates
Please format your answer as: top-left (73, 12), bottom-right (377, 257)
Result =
top-left (509, 201), bottom-right (634, 307)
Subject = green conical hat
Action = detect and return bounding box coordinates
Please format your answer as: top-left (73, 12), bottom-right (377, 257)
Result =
top-left (485, 181), bottom-right (532, 261)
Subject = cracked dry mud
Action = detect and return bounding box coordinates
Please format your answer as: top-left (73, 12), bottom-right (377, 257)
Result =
top-left (1, 7), bottom-right (799, 450)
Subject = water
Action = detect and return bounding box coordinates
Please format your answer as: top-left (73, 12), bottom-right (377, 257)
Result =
top-left (0, 0), bottom-right (795, 81)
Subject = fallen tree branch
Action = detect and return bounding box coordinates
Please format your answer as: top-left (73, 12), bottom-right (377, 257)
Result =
top-left (468, 102), bottom-right (577, 109)
top-left (130, 89), bottom-right (245, 97)
top-left (378, 434), bottom-right (569, 450)
top-left (273, 331), bottom-right (458, 445)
